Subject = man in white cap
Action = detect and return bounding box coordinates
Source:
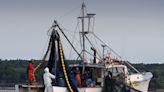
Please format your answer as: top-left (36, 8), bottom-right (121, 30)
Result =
top-left (43, 67), bottom-right (55, 92)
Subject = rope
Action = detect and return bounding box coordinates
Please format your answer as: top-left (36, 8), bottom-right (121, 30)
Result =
top-left (33, 37), bottom-right (52, 82)
top-left (58, 39), bottom-right (74, 92)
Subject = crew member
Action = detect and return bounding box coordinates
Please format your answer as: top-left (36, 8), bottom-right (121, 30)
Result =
top-left (43, 67), bottom-right (55, 92)
top-left (75, 68), bottom-right (81, 87)
top-left (27, 60), bottom-right (34, 84)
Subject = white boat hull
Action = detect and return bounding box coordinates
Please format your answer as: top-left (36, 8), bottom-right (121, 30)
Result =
top-left (132, 79), bottom-right (151, 92)
top-left (128, 72), bottom-right (153, 92)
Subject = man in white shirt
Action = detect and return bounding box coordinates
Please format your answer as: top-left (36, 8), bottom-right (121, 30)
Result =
top-left (43, 67), bottom-right (55, 92)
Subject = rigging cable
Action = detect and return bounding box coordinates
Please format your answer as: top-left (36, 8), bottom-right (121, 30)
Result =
top-left (125, 61), bottom-right (140, 73)
top-left (78, 24), bottom-right (83, 51)
top-left (85, 50), bottom-right (102, 62)
top-left (58, 5), bottom-right (80, 21)
top-left (68, 19), bottom-right (80, 58)
top-left (92, 33), bottom-right (122, 59)
top-left (57, 21), bottom-right (82, 60)
top-left (91, 17), bottom-right (95, 32)
top-left (91, 33), bottom-right (103, 59)
top-left (84, 35), bottom-right (102, 59)
top-left (55, 20), bottom-right (82, 60)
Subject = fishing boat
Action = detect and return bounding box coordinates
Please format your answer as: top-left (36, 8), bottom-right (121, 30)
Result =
top-left (19, 2), bottom-right (152, 92)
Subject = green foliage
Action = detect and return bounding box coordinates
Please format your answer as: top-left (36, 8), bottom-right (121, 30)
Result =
top-left (0, 60), bottom-right (42, 84)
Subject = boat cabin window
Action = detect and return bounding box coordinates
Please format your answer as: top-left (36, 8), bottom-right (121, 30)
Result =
top-left (107, 67), bottom-right (125, 77)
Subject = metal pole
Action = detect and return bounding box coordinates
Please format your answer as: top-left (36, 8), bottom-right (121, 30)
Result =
top-left (102, 44), bottom-right (106, 59)
top-left (82, 2), bottom-right (86, 74)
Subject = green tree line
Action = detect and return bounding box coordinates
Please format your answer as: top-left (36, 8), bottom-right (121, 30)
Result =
top-left (0, 59), bottom-right (164, 89)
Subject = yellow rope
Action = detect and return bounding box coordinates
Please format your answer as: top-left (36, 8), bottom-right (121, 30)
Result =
top-left (33, 60), bottom-right (45, 82)
top-left (32, 29), bottom-right (75, 92)
top-left (59, 39), bottom-right (74, 92)
top-left (33, 41), bottom-right (52, 82)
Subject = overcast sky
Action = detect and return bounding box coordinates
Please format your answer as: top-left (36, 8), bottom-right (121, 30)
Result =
top-left (0, 0), bottom-right (163, 63)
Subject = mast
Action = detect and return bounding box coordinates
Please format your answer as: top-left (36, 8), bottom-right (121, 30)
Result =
top-left (78, 2), bottom-right (95, 73)
top-left (81, 2), bottom-right (86, 74)
top-left (82, 2), bottom-right (85, 61)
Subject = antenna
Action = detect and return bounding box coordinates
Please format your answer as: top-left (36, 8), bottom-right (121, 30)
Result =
top-left (78, 2), bottom-right (96, 73)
